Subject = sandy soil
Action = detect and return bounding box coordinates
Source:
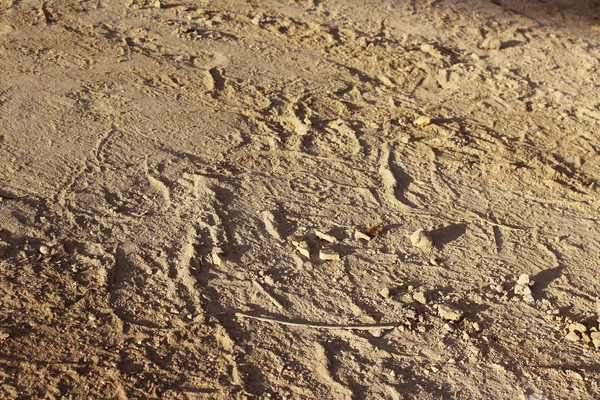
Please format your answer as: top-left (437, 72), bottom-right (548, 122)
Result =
top-left (1, 0), bottom-right (600, 398)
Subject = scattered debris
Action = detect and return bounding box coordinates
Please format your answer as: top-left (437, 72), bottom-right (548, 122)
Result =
top-left (514, 274), bottom-right (535, 303)
top-left (319, 249), bottom-right (340, 261)
top-left (235, 312), bottom-right (397, 331)
top-left (409, 229), bottom-right (433, 251)
top-left (289, 235), bottom-right (311, 258)
top-left (438, 304), bottom-right (463, 322)
top-left (414, 116), bottom-right (432, 127)
top-left (315, 230), bottom-right (338, 244)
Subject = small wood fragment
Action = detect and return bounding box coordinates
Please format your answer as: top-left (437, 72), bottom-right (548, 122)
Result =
top-left (354, 230), bottom-right (372, 241)
top-left (288, 235), bottom-right (304, 247)
top-left (252, 280), bottom-right (284, 310)
top-left (295, 241), bottom-right (310, 258)
top-left (315, 230), bottom-right (338, 243)
top-left (319, 249), bottom-right (340, 261)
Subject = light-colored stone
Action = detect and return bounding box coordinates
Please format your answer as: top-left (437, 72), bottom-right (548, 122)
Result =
top-left (420, 43), bottom-right (434, 53)
top-left (358, 315), bottom-right (376, 324)
top-left (516, 274), bottom-right (531, 286)
top-left (315, 230), bottom-right (337, 243)
top-left (414, 116), bottom-right (432, 127)
top-left (567, 370), bottom-right (584, 381)
top-left (354, 230), bottom-right (371, 241)
top-left (212, 248), bottom-right (224, 266)
top-left (413, 292), bottom-right (427, 304)
top-left (568, 322), bottom-right (587, 333)
top-left (409, 229), bottom-right (433, 251)
top-left (39, 245), bottom-right (50, 255)
top-left (289, 235), bottom-right (304, 247)
top-left (522, 293), bottom-right (535, 303)
top-left (582, 332), bottom-right (592, 343)
top-left (295, 241), bottom-right (310, 258)
top-left (481, 36), bottom-right (502, 50)
top-left (319, 249), bottom-right (340, 261)
top-left (438, 304), bottom-right (463, 322)
top-left (565, 331), bottom-right (580, 342)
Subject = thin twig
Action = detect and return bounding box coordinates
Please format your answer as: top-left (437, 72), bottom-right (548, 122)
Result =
top-left (235, 312), bottom-right (397, 331)
top-left (252, 280), bottom-right (284, 310)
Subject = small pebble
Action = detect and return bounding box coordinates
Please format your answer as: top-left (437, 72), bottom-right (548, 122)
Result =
top-left (413, 291), bottom-right (427, 304)
top-left (251, 15), bottom-right (262, 25)
top-left (480, 36), bottom-right (502, 50)
top-left (438, 304), bottom-right (463, 322)
top-left (517, 274), bottom-right (531, 286)
top-left (414, 116), bottom-right (432, 128)
top-left (420, 43), bottom-right (434, 53)
top-left (409, 229), bottom-right (433, 251)
top-left (522, 293), bottom-right (535, 303)
top-left (263, 276), bottom-right (275, 286)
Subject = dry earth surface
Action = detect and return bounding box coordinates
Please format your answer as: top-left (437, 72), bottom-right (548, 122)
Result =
top-left (1, 0), bottom-right (600, 398)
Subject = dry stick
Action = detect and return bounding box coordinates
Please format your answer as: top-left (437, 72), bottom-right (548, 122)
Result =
top-left (235, 312), bottom-right (397, 331)
top-left (252, 280), bottom-right (284, 310)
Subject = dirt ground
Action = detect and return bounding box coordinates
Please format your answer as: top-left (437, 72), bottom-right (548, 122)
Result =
top-left (1, 0), bottom-right (600, 398)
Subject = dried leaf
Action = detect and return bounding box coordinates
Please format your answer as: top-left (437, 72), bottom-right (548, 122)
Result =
top-left (367, 225), bottom-right (383, 237)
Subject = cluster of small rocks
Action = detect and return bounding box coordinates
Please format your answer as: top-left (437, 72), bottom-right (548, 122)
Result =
top-left (289, 226), bottom-right (381, 262)
top-left (485, 274), bottom-right (537, 304)
top-left (381, 285), bottom-right (467, 334)
top-left (546, 316), bottom-right (600, 349)
top-left (514, 274), bottom-right (535, 303)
